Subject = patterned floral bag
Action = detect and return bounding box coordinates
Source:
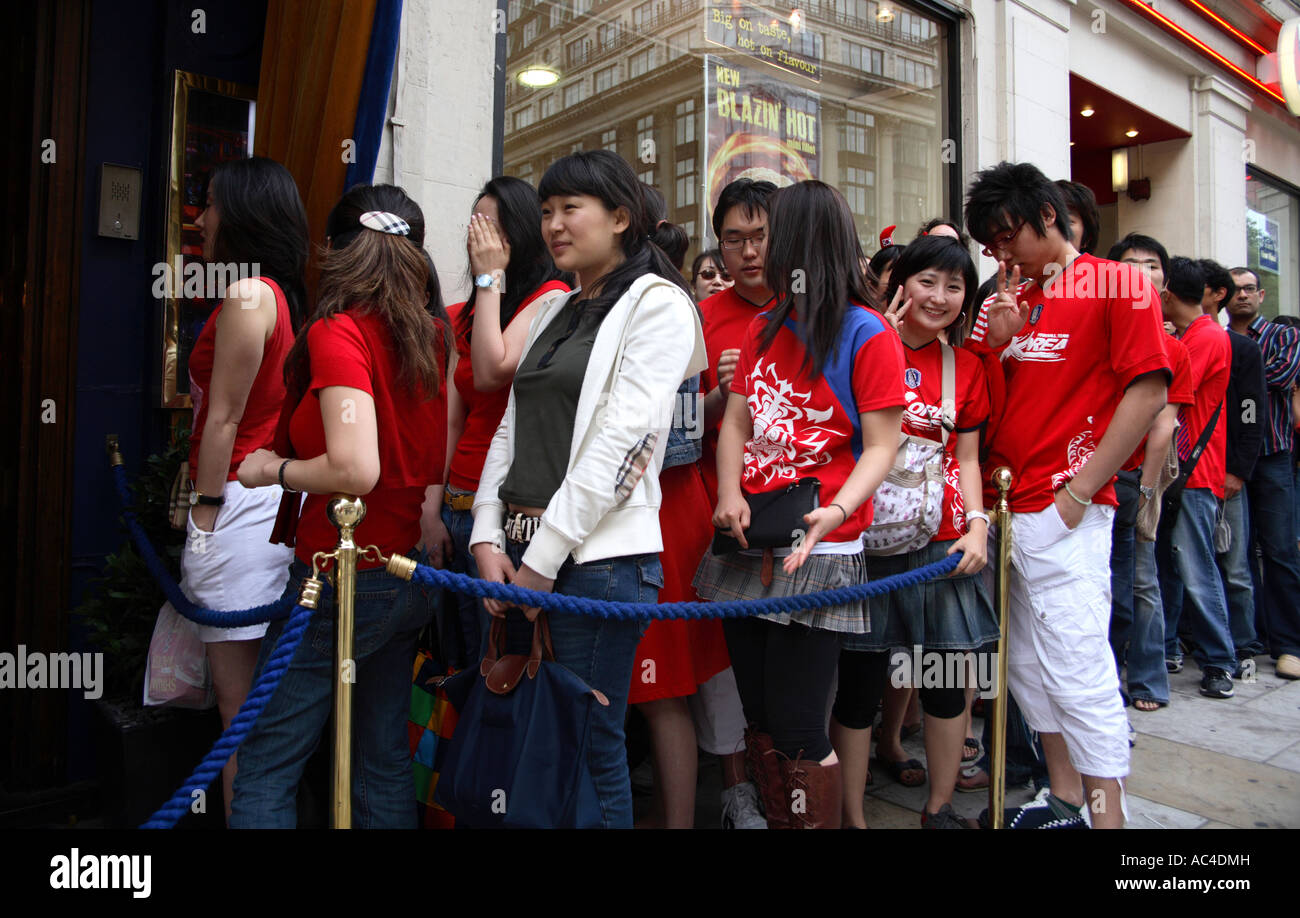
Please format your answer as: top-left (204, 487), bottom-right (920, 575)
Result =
top-left (863, 343), bottom-right (955, 556)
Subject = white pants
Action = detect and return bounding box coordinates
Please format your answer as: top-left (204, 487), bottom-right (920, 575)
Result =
top-left (1006, 503), bottom-right (1129, 779)
top-left (179, 480), bottom-right (293, 643)
top-left (689, 666), bottom-right (748, 756)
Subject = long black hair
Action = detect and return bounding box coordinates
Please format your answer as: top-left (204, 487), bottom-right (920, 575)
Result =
top-left (758, 180), bottom-right (875, 376)
top-left (208, 156), bottom-right (309, 327)
top-left (537, 150), bottom-right (691, 320)
top-left (884, 234), bottom-right (979, 347)
top-left (457, 175), bottom-right (568, 341)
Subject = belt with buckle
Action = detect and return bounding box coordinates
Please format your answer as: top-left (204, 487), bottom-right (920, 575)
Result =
top-left (504, 512), bottom-right (543, 544)
top-left (443, 490), bottom-right (475, 512)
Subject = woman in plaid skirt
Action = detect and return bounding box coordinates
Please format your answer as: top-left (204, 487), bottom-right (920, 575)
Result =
top-left (693, 180), bottom-right (905, 828)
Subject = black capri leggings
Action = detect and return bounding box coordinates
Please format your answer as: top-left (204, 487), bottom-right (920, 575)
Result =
top-left (722, 617), bottom-right (842, 761)
top-left (832, 648), bottom-right (967, 728)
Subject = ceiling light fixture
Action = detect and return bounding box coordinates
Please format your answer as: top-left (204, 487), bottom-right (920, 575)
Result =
top-left (1125, 129), bottom-right (1139, 137)
top-left (1080, 106), bottom-right (1095, 117)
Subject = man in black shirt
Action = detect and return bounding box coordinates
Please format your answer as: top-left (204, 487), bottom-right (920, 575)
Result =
top-left (1200, 259), bottom-right (1266, 661)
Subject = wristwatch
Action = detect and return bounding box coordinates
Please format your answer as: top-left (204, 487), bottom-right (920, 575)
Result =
top-left (190, 490), bottom-right (224, 507)
top-left (1138, 484), bottom-right (1155, 501)
top-left (474, 272), bottom-right (504, 293)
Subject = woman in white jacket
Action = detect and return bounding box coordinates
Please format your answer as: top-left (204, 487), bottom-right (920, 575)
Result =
top-left (469, 150), bottom-right (706, 827)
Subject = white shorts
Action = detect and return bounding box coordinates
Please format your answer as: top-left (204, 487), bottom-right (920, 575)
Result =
top-left (1006, 502), bottom-right (1129, 779)
top-left (179, 479), bottom-right (294, 643)
top-left (688, 666), bottom-right (748, 756)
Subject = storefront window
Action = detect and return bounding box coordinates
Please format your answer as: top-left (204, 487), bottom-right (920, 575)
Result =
top-left (503, 0), bottom-right (954, 260)
top-left (1246, 167), bottom-right (1299, 319)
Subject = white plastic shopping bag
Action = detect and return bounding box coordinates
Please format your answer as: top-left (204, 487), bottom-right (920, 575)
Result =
top-left (143, 601), bottom-right (216, 709)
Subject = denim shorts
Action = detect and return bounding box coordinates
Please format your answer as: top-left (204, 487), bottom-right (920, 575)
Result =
top-left (842, 539), bottom-right (998, 653)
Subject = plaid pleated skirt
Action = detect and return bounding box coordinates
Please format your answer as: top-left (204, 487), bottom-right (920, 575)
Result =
top-left (692, 547), bottom-right (869, 634)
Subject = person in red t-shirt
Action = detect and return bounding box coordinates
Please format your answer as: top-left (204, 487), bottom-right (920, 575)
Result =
top-left (694, 181), bottom-right (905, 830)
top-left (964, 162), bottom-right (1169, 829)
top-left (1154, 257), bottom-right (1238, 698)
top-left (182, 156), bottom-right (306, 823)
top-left (231, 184), bottom-right (451, 828)
top-left (436, 176), bottom-right (570, 664)
top-left (829, 235), bottom-right (997, 830)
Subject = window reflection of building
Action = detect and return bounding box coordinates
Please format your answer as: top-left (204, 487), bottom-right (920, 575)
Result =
top-left (504, 0), bottom-right (949, 257)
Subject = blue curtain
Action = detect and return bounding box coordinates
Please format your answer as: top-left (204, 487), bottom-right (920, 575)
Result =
top-left (345, 0), bottom-right (403, 188)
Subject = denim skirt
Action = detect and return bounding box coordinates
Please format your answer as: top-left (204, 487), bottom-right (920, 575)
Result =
top-left (842, 539), bottom-right (998, 652)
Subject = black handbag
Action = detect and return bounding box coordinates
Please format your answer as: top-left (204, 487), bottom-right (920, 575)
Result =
top-left (711, 477), bottom-right (821, 555)
top-left (1158, 402), bottom-right (1222, 537)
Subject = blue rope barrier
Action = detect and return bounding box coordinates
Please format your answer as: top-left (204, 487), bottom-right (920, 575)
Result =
top-left (111, 463), bottom-right (294, 627)
top-left (140, 601), bottom-right (315, 829)
top-left (410, 551), bottom-right (962, 619)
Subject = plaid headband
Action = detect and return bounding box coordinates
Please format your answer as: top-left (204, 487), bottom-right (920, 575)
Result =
top-left (359, 211), bottom-right (411, 236)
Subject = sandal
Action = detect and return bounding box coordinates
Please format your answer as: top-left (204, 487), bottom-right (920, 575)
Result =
top-left (962, 738), bottom-right (983, 763)
top-left (955, 765), bottom-right (989, 793)
top-left (876, 756), bottom-right (926, 787)
top-left (1133, 699), bottom-right (1162, 712)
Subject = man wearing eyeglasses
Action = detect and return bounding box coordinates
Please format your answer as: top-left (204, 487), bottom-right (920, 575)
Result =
top-left (1227, 268), bottom-right (1300, 681)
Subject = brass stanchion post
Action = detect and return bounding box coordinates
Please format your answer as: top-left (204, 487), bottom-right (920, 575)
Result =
top-left (988, 467), bottom-right (1013, 829)
top-left (327, 495), bottom-right (366, 830)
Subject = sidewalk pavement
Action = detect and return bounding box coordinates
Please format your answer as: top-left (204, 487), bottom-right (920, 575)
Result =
top-left (677, 655), bottom-right (1300, 829)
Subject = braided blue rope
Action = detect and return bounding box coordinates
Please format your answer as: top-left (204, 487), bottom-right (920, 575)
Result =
top-left (140, 601), bottom-right (315, 829)
top-left (111, 463), bottom-right (294, 627)
top-left (411, 551), bottom-right (962, 619)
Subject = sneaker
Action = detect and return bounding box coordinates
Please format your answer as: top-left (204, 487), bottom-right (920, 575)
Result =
top-left (1199, 667), bottom-right (1235, 698)
top-left (921, 803), bottom-right (972, 829)
top-left (1165, 656), bottom-right (1183, 674)
top-left (979, 788), bottom-right (1086, 829)
top-left (720, 781), bottom-right (768, 829)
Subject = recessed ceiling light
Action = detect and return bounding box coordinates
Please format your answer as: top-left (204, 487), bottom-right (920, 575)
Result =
top-left (518, 67), bottom-right (559, 87)
top-left (1080, 106), bottom-right (1095, 117)
top-left (877, 7), bottom-right (894, 22)
top-left (1125, 129), bottom-right (1139, 138)
top-left (1069, 141), bottom-right (1075, 146)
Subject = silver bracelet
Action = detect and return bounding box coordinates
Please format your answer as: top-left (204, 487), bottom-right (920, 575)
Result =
top-left (1063, 480), bottom-right (1092, 506)
top-left (965, 510), bottom-right (990, 529)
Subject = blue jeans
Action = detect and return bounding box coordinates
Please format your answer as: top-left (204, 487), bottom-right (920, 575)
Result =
top-left (1158, 488), bottom-right (1237, 673)
top-left (230, 557), bottom-right (430, 828)
top-left (1129, 540), bottom-right (1169, 704)
top-left (976, 688), bottom-right (1049, 792)
top-left (1246, 451), bottom-right (1300, 657)
top-left (495, 539), bottom-right (660, 828)
top-left (442, 498), bottom-right (482, 665)
top-left (1108, 471), bottom-right (1139, 682)
top-left (1216, 490), bottom-right (1261, 656)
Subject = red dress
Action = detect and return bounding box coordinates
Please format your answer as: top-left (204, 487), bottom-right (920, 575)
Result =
top-left (629, 461), bottom-right (731, 704)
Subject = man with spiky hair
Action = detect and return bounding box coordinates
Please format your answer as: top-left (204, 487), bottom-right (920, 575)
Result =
top-left (964, 161), bottom-right (1170, 829)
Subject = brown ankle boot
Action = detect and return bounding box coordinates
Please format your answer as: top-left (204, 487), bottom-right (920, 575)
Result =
top-left (744, 728), bottom-right (791, 829)
top-left (779, 755), bottom-right (843, 830)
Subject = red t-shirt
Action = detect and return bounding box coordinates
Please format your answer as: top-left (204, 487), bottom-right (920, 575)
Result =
top-left (1123, 334), bottom-right (1193, 471)
top-left (289, 310), bottom-right (448, 568)
top-left (1178, 314), bottom-right (1231, 498)
top-left (700, 286), bottom-right (774, 501)
top-left (975, 255), bottom-right (1171, 512)
top-left (732, 304), bottom-right (905, 542)
top-left (188, 277), bottom-right (293, 480)
top-left (900, 340), bottom-right (991, 540)
top-left (447, 281), bottom-right (570, 491)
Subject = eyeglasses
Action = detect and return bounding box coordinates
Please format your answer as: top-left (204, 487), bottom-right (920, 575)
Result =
top-left (720, 231), bottom-right (766, 252)
top-left (1237, 285), bottom-right (1259, 294)
top-left (981, 221), bottom-right (1026, 257)
top-left (697, 268), bottom-right (730, 281)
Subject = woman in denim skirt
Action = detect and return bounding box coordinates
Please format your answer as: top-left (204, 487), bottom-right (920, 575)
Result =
top-left (230, 184), bottom-right (452, 828)
top-left (830, 235), bottom-right (998, 829)
top-left (469, 151), bottom-right (707, 828)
